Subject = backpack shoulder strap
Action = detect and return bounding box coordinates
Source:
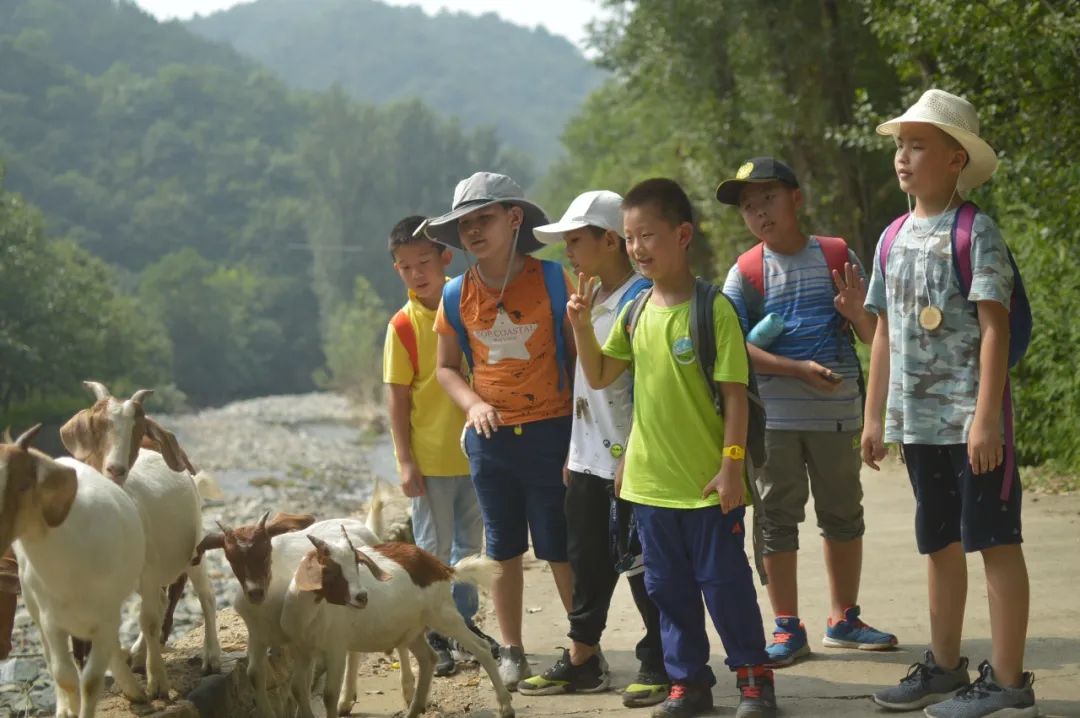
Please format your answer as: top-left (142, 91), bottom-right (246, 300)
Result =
top-left (879, 213), bottom-right (910, 277)
top-left (540, 259), bottom-right (569, 389)
top-left (615, 277), bottom-right (653, 319)
top-left (736, 242), bottom-right (766, 321)
top-left (622, 286), bottom-right (652, 345)
top-left (389, 309), bottom-right (419, 376)
top-left (689, 279), bottom-right (722, 409)
top-left (441, 274), bottom-right (472, 370)
top-left (815, 236), bottom-right (851, 278)
top-left (950, 201), bottom-right (980, 298)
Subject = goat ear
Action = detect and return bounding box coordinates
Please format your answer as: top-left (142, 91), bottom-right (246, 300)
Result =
top-left (59, 411), bottom-right (94, 461)
top-left (266, 512), bottom-right (316, 537)
top-left (143, 418), bottom-right (194, 473)
top-left (354, 548), bottom-right (391, 583)
top-left (295, 552), bottom-right (324, 594)
top-left (36, 457), bottom-right (78, 528)
top-left (193, 532), bottom-right (226, 564)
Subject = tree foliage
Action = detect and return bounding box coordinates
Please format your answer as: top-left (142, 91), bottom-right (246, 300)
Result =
top-left (544, 0), bottom-right (1080, 471)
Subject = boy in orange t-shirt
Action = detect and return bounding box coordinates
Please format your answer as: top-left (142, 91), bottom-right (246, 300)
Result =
top-left (426, 172), bottom-right (575, 689)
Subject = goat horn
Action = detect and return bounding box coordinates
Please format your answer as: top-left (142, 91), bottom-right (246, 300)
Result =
top-left (1, 426), bottom-right (11, 443)
top-left (13, 424), bottom-right (43, 450)
top-left (216, 520), bottom-right (231, 535)
top-left (340, 525), bottom-right (358, 554)
top-left (257, 511), bottom-right (270, 532)
top-left (308, 534), bottom-right (331, 555)
top-left (83, 381), bottom-right (112, 401)
top-left (130, 389), bottom-right (154, 405)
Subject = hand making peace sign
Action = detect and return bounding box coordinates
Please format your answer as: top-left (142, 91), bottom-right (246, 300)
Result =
top-left (567, 272), bottom-right (597, 330)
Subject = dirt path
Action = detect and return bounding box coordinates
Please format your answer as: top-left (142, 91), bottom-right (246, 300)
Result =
top-left (347, 459), bottom-right (1080, 717)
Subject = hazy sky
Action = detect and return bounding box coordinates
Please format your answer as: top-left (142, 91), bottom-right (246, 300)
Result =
top-left (131, 0), bottom-right (606, 48)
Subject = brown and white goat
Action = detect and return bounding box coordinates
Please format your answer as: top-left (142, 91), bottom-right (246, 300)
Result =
top-left (3, 425), bottom-right (148, 717)
top-left (58, 381), bottom-right (222, 694)
top-left (281, 535), bottom-right (514, 718)
top-left (196, 513), bottom-right (411, 718)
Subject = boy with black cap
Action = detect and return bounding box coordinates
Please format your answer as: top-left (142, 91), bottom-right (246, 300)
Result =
top-left (717, 157), bottom-right (897, 667)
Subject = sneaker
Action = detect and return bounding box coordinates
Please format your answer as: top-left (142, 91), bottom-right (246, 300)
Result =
top-left (651, 682), bottom-right (713, 718)
top-left (451, 624), bottom-right (501, 663)
top-left (736, 666), bottom-right (777, 718)
top-left (498, 645), bottom-right (531, 691)
top-left (923, 660), bottom-right (1037, 718)
top-left (517, 648), bottom-right (610, 695)
top-left (823, 605), bottom-right (898, 650)
top-left (427, 632), bottom-right (457, 677)
top-left (872, 650), bottom-right (971, 711)
top-left (622, 667), bottom-right (670, 708)
top-left (766, 616), bottom-right (810, 667)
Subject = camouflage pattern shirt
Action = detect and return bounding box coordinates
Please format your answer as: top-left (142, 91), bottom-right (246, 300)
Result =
top-left (865, 209), bottom-right (1013, 444)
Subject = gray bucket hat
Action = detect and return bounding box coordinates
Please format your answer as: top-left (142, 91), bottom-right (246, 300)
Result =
top-left (418, 172), bottom-right (549, 253)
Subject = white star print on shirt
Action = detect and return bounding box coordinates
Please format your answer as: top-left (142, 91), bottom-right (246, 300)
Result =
top-left (472, 307), bottom-right (536, 363)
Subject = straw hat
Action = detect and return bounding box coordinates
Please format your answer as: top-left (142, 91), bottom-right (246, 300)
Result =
top-left (877, 89), bottom-right (998, 192)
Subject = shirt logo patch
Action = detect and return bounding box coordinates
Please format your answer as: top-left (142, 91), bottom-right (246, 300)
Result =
top-left (672, 336), bottom-right (695, 365)
top-left (473, 307), bottom-right (536, 363)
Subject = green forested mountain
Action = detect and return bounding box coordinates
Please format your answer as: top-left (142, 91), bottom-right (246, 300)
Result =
top-left (0, 0), bottom-right (527, 412)
top-left (185, 0), bottom-right (606, 167)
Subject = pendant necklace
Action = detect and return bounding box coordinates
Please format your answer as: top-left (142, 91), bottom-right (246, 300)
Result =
top-left (908, 197), bottom-right (953, 332)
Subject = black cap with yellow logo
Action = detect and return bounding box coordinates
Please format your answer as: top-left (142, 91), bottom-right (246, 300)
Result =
top-left (715, 157), bottom-right (800, 205)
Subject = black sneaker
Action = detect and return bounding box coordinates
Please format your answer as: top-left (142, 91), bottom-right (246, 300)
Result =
top-left (651, 682), bottom-right (713, 717)
top-left (735, 666), bottom-right (777, 718)
top-left (449, 624), bottom-right (500, 663)
top-left (517, 648), bottom-right (610, 695)
top-left (427, 632), bottom-right (457, 677)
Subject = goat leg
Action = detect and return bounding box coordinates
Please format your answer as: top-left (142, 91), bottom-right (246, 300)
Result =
top-left (160, 572), bottom-right (188, 644)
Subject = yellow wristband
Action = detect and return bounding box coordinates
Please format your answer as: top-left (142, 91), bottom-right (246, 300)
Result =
top-left (722, 445), bottom-right (746, 461)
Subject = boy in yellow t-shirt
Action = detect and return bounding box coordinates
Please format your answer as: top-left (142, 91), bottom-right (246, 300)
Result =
top-left (382, 215), bottom-right (497, 676)
top-left (572, 179), bottom-right (776, 718)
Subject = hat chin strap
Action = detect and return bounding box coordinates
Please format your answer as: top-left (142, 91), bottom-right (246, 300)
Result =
top-left (906, 184), bottom-right (959, 219)
top-left (468, 225), bottom-right (521, 309)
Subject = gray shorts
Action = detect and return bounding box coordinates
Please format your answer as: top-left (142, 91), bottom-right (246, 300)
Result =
top-left (755, 429), bottom-right (865, 554)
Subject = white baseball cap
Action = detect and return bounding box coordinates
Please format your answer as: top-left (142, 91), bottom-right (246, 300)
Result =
top-left (533, 190), bottom-right (624, 245)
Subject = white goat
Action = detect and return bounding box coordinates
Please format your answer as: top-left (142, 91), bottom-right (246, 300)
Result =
top-left (59, 381), bottom-right (222, 696)
top-left (280, 534), bottom-right (514, 718)
top-left (197, 515), bottom-right (404, 718)
top-left (3, 425), bottom-right (148, 718)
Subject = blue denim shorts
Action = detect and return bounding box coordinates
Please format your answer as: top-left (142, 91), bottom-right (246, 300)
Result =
top-left (464, 415), bottom-right (571, 562)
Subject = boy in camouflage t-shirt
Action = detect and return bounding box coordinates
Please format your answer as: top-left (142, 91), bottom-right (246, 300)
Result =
top-left (862, 90), bottom-right (1036, 718)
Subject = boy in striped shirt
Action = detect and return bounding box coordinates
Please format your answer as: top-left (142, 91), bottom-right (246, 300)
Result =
top-left (718, 157), bottom-right (897, 667)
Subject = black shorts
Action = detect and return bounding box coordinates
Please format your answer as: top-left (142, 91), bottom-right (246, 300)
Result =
top-left (901, 444), bottom-right (1023, 554)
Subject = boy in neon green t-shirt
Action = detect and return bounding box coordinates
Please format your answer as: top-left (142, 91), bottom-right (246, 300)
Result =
top-left (572, 179), bottom-right (776, 718)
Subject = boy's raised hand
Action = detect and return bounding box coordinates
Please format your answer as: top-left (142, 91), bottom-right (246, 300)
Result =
top-left (567, 272), bottom-right (597, 330)
top-left (832, 262), bottom-right (867, 322)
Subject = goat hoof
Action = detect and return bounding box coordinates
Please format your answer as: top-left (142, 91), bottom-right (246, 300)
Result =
top-left (202, 657), bottom-right (221, 675)
top-left (123, 686), bottom-right (149, 704)
top-left (337, 701), bottom-right (353, 716)
top-left (500, 707), bottom-right (515, 718)
top-left (146, 679), bottom-right (170, 700)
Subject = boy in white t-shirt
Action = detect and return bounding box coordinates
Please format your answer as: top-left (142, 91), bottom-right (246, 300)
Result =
top-left (518, 191), bottom-right (669, 708)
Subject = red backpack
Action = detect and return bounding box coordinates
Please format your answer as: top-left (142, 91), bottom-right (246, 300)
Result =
top-left (735, 236), bottom-right (851, 321)
top-left (390, 310), bottom-right (419, 376)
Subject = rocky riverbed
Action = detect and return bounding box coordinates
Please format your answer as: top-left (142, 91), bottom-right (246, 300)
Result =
top-left (0, 392), bottom-right (399, 717)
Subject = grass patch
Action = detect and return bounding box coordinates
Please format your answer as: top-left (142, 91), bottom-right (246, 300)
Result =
top-left (1021, 464), bottom-right (1080, 494)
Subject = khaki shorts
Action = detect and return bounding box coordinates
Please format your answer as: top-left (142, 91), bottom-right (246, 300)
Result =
top-left (755, 429), bottom-right (864, 554)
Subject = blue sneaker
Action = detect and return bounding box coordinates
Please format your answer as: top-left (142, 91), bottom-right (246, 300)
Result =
top-left (823, 605), bottom-right (898, 650)
top-left (765, 617), bottom-right (810, 667)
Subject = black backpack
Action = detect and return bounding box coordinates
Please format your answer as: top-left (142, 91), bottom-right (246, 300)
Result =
top-left (623, 278), bottom-right (767, 468)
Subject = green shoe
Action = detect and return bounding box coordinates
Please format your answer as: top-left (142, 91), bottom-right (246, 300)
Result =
top-left (623, 668), bottom-right (670, 708)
